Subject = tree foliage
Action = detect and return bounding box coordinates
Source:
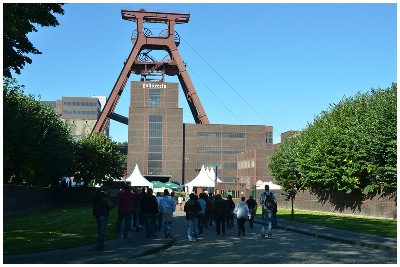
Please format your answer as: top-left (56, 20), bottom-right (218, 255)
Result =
top-left (74, 133), bottom-right (125, 186)
top-left (3, 78), bottom-right (75, 186)
top-left (269, 84), bottom-right (397, 198)
top-left (3, 3), bottom-right (65, 78)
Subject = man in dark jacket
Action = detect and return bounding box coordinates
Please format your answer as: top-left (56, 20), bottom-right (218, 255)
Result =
top-left (115, 184), bottom-right (134, 239)
top-left (246, 195), bottom-right (258, 228)
top-left (184, 193), bottom-right (202, 242)
top-left (140, 187), bottom-right (159, 238)
top-left (212, 194), bottom-right (229, 236)
top-left (93, 186), bottom-right (114, 249)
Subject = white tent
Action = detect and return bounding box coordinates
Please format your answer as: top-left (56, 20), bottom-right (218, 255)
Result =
top-left (256, 180), bottom-right (282, 190)
top-left (126, 164), bottom-right (153, 188)
top-left (207, 167), bottom-right (223, 183)
top-left (185, 165), bottom-right (215, 193)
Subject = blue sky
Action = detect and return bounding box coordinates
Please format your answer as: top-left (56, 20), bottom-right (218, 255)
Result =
top-left (14, 3), bottom-right (397, 144)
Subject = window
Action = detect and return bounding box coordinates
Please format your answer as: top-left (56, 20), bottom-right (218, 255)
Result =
top-left (148, 115), bottom-right (162, 174)
top-left (148, 89), bottom-right (161, 107)
top-left (197, 131), bottom-right (245, 139)
top-left (266, 132), bottom-right (273, 144)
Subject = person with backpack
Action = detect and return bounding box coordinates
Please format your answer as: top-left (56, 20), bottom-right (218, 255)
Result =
top-left (212, 194), bottom-right (229, 236)
top-left (92, 186), bottom-right (114, 249)
top-left (259, 184), bottom-right (276, 239)
top-left (184, 193), bottom-right (202, 242)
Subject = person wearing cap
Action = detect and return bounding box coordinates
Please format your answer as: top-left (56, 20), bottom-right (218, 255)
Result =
top-left (246, 195), bottom-right (258, 228)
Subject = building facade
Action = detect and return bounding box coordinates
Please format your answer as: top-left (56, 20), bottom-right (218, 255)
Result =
top-left (127, 80), bottom-right (275, 186)
top-left (44, 96), bottom-right (109, 140)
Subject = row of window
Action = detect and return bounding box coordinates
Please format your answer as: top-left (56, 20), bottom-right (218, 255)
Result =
top-left (63, 101), bottom-right (99, 107)
top-left (197, 132), bottom-right (245, 139)
top-left (148, 115), bottom-right (163, 174)
top-left (197, 147), bottom-right (245, 154)
top-left (196, 162), bottom-right (237, 170)
top-left (238, 159), bottom-right (255, 169)
top-left (62, 110), bottom-right (98, 115)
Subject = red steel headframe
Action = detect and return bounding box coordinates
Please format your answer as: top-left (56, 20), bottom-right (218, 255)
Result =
top-left (92, 9), bottom-right (209, 134)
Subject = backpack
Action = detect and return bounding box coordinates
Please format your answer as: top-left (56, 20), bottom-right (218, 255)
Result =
top-left (188, 201), bottom-right (200, 217)
top-left (263, 192), bottom-right (275, 210)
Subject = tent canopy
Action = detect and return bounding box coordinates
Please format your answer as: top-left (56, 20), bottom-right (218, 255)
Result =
top-left (126, 164), bottom-right (153, 188)
top-left (207, 167), bottom-right (222, 183)
top-left (184, 165), bottom-right (215, 193)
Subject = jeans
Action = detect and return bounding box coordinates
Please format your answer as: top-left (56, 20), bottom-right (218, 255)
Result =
top-left (226, 212), bottom-right (234, 228)
top-left (187, 217), bottom-right (198, 241)
top-left (237, 217), bottom-right (246, 234)
top-left (143, 214), bottom-right (157, 238)
top-left (96, 216), bottom-right (109, 247)
top-left (115, 212), bottom-right (132, 238)
top-left (261, 209), bottom-right (273, 238)
top-left (163, 220), bottom-right (173, 236)
top-left (132, 209), bottom-right (140, 230)
top-left (157, 212), bottom-right (163, 231)
top-left (197, 213), bottom-right (205, 234)
top-left (215, 216), bottom-right (226, 234)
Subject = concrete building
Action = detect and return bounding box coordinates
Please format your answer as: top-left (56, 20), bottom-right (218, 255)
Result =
top-left (44, 96), bottom-right (109, 140)
top-left (127, 80), bottom-right (275, 186)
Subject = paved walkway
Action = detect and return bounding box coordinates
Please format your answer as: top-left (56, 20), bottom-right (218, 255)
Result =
top-left (3, 210), bottom-right (396, 264)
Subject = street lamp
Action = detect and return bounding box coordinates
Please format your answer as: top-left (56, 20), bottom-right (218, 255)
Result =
top-left (235, 178), bottom-right (239, 199)
top-left (290, 162), bottom-right (296, 220)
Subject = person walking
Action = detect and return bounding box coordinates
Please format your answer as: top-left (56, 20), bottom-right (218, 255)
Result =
top-left (233, 196), bottom-right (251, 237)
top-left (259, 184), bottom-right (277, 239)
top-left (178, 195), bottom-right (184, 210)
top-left (212, 194), bottom-right (229, 236)
top-left (92, 186), bottom-right (113, 249)
top-left (140, 187), bottom-right (159, 238)
top-left (159, 189), bottom-right (176, 238)
top-left (184, 193), bottom-right (201, 242)
top-left (226, 195), bottom-right (235, 229)
top-left (115, 184), bottom-right (134, 239)
top-left (155, 192), bottom-right (163, 231)
top-left (131, 188), bottom-right (141, 232)
top-left (204, 193), bottom-right (213, 228)
top-left (197, 193), bottom-right (206, 235)
top-left (246, 195), bottom-right (258, 228)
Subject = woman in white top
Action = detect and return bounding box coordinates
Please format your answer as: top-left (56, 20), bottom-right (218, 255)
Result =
top-left (233, 196), bottom-right (251, 237)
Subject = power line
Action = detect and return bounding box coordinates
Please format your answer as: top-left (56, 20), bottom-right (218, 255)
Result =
top-left (180, 35), bottom-right (282, 137)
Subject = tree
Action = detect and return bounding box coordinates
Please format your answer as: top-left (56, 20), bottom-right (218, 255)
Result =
top-left (269, 84), bottom-right (397, 198)
top-left (74, 133), bottom-right (125, 186)
top-left (3, 78), bottom-right (75, 186)
top-left (3, 3), bottom-right (65, 78)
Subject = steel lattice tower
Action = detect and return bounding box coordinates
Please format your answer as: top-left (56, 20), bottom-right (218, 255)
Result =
top-left (92, 9), bottom-right (209, 133)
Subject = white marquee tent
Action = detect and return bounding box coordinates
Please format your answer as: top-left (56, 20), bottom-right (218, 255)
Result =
top-left (206, 167), bottom-right (223, 183)
top-left (126, 164), bottom-right (153, 188)
top-left (184, 165), bottom-right (215, 193)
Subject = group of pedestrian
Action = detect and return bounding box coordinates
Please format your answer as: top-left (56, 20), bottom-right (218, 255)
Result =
top-left (93, 183), bottom-right (278, 248)
top-left (183, 184), bottom-right (278, 242)
top-left (92, 184), bottom-right (178, 250)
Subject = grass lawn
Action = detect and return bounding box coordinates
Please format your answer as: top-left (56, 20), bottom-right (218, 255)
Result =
top-left (4, 207), bottom-right (396, 254)
top-left (257, 208), bottom-right (397, 238)
top-left (3, 207), bottom-right (118, 254)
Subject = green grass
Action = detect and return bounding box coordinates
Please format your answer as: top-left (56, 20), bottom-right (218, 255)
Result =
top-left (4, 207), bottom-right (396, 254)
top-left (3, 207), bottom-right (118, 254)
top-left (257, 208), bottom-right (397, 238)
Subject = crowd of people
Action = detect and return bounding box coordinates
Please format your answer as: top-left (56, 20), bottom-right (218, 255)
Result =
top-left (92, 184), bottom-right (278, 249)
